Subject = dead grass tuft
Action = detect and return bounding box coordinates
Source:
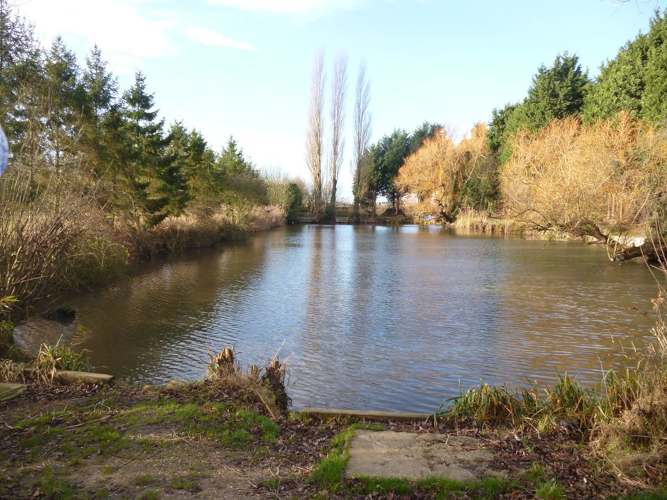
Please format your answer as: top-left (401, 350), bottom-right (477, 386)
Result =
top-left (207, 347), bottom-right (290, 419)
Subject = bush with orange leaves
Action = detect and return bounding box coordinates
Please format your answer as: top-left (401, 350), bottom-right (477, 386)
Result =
top-left (396, 124), bottom-right (497, 223)
top-left (501, 113), bottom-right (667, 242)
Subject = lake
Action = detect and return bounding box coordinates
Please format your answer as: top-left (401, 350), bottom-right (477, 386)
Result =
top-left (69, 225), bottom-right (659, 412)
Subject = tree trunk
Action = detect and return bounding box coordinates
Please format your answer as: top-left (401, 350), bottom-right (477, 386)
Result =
top-left (613, 241), bottom-right (666, 264)
top-left (330, 178), bottom-right (337, 224)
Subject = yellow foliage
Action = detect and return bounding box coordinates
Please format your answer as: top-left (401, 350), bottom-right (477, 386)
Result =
top-left (501, 113), bottom-right (667, 237)
top-left (396, 123), bottom-right (493, 222)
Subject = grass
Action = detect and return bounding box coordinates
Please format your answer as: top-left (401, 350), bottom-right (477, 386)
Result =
top-left (138, 490), bottom-right (160, 500)
top-left (133, 474), bottom-right (159, 487)
top-left (34, 342), bottom-right (92, 383)
top-left (444, 374), bottom-right (612, 433)
top-left (10, 396), bottom-right (280, 469)
top-left (309, 423), bottom-right (385, 492)
top-left (0, 319), bottom-right (15, 358)
top-left (352, 476), bottom-right (517, 499)
top-left (524, 462), bottom-right (547, 482)
top-left (38, 466), bottom-right (77, 499)
top-left (169, 474), bottom-right (203, 493)
top-left (535, 479), bottom-right (567, 500)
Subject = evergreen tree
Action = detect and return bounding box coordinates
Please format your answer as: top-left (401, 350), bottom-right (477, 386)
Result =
top-left (218, 136), bottom-right (253, 176)
top-left (583, 11), bottom-right (667, 123)
top-left (81, 46), bottom-right (118, 174)
top-left (83, 46), bottom-right (116, 118)
top-left (515, 53), bottom-right (589, 132)
top-left (409, 122), bottom-right (442, 154)
top-left (640, 11), bottom-right (667, 122)
top-left (371, 129), bottom-right (411, 214)
top-left (487, 103), bottom-right (517, 154)
top-left (0, 0), bottom-right (41, 158)
top-left (489, 53), bottom-right (589, 162)
top-left (123, 72), bottom-right (184, 227)
top-left (41, 37), bottom-right (85, 170)
top-left (582, 36), bottom-right (648, 122)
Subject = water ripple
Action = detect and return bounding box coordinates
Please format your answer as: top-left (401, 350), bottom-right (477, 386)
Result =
top-left (69, 226), bottom-right (658, 412)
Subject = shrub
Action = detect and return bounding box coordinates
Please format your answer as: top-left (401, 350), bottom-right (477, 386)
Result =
top-left (284, 183), bottom-right (303, 224)
top-left (396, 124), bottom-right (497, 223)
top-left (500, 114), bottom-right (667, 242)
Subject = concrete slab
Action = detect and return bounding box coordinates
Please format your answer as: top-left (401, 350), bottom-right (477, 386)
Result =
top-left (0, 383), bottom-right (26, 401)
top-left (346, 430), bottom-right (505, 481)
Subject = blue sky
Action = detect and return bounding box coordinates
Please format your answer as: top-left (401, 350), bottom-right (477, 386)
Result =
top-left (17, 0), bottom-right (666, 200)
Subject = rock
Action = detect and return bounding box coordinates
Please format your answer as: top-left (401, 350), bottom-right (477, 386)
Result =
top-left (346, 430), bottom-right (506, 481)
top-left (0, 382), bottom-right (26, 401)
top-left (12, 318), bottom-right (78, 357)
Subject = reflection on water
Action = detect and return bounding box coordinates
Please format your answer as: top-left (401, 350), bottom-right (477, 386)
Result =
top-left (70, 225), bottom-right (659, 412)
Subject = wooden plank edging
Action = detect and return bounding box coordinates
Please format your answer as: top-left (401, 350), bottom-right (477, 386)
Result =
top-left (22, 367), bottom-right (114, 385)
top-left (298, 407), bottom-right (435, 422)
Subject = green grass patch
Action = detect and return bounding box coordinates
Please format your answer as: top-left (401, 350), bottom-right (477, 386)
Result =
top-left (352, 475), bottom-right (516, 499)
top-left (38, 466), bottom-right (77, 499)
top-left (10, 398), bottom-right (280, 469)
top-left (536, 479), bottom-right (567, 500)
top-left (308, 423), bottom-right (387, 492)
top-left (169, 475), bottom-right (202, 493)
top-left (138, 490), bottom-right (160, 500)
top-left (133, 474), bottom-right (159, 487)
top-left (524, 462), bottom-right (547, 483)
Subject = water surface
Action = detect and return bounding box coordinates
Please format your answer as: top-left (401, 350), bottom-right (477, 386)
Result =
top-left (70, 225), bottom-right (658, 412)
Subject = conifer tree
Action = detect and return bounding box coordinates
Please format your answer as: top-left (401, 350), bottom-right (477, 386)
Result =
top-left (123, 72), bottom-right (184, 227)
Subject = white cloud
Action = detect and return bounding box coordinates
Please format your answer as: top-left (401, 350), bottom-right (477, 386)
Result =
top-left (17, 0), bottom-right (177, 72)
top-left (207, 0), bottom-right (362, 14)
top-left (185, 26), bottom-right (255, 51)
top-left (16, 1), bottom-right (254, 74)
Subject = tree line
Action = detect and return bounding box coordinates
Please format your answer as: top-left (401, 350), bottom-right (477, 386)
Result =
top-left (317, 9), bottom-right (667, 250)
top-left (0, 0), bottom-right (302, 233)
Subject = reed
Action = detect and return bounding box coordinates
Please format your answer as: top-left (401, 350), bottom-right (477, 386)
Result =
top-left (34, 342), bottom-right (91, 383)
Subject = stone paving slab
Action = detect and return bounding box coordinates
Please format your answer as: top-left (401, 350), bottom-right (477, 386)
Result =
top-left (0, 383), bottom-right (26, 402)
top-left (346, 430), bottom-right (505, 481)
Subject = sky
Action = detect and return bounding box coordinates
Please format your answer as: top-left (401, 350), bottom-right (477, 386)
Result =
top-left (13, 0), bottom-right (667, 200)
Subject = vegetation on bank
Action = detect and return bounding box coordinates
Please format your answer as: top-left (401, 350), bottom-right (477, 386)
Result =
top-left (0, 2), bottom-right (304, 321)
top-left (331, 11), bottom-right (667, 259)
top-left (2, 329), bottom-right (667, 498)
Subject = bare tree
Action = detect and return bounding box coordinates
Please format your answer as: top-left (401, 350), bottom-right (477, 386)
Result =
top-left (328, 54), bottom-right (347, 223)
top-left (352, 62), bottom-right (371, 222)
top-left (305, 51), bottom-right (326, 220)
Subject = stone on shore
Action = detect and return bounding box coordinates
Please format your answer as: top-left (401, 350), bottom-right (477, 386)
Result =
top-left (0, 383), bottom-right (26, 401)
top-left (346, 430), bottom-right (505, 481)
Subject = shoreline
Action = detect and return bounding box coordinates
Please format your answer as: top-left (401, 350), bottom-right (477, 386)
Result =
top-left (1, 363), bottom-right (665, 499)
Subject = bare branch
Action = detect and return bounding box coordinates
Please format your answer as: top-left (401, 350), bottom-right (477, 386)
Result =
top-left (305, 50), bottom-right (325, 218)
top-left (352, 62), bottom-right (371, 219)
top-left (327, 53), bottom-right (347, 222)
